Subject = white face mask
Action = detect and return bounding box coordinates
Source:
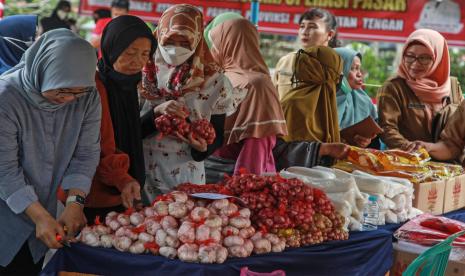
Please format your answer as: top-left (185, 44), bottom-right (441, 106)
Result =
top-left (57, 10), bottom-right (69, 20)
top-left (158, 45), bottom-right (195, 66)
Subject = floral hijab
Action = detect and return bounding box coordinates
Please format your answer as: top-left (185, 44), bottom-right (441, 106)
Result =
top-left (142, 4), bottom-right (219, 99)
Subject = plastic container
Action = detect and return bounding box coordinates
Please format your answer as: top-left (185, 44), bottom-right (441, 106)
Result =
top-left (362, 195), bottom-right (379, 231)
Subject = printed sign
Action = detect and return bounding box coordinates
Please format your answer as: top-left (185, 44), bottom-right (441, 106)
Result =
top-left (190, 193), bottom-right (246, 205)
top-left (80, 0), bottom-right (465, 47)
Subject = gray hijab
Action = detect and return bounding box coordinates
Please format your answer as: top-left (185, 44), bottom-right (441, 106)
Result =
top-left (1, 28), bottom-right (97, 111)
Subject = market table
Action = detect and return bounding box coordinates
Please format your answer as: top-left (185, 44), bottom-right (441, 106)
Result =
top-left (41, 228), bottom-right (393, 276)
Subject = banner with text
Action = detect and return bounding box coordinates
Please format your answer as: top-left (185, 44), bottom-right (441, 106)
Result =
top-left (80, 0), bottom-right (465, 47)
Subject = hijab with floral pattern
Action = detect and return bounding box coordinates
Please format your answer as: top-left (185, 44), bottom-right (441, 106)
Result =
top-left (142, 4), bottom-right (219, 99)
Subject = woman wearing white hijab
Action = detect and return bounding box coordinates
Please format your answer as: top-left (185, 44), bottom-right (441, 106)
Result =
top-left (0, 29), bottom-right (101, 274)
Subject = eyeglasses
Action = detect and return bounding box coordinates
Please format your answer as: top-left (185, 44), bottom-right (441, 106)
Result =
top-left (404, 54), bottom-right (433, 65)
top-left (2, 36), bottom-right (34, 52)
top-left (54, 87), bottom-right (94, 99)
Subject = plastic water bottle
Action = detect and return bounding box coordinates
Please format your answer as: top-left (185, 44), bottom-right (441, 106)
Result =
top-left (362, 195), bottom-right (379, 231)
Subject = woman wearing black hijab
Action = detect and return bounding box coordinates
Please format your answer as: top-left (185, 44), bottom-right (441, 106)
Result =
top-left (83, 15), bottom-right (157, 223)
top-left (40, 1), bottom-right (76, 33)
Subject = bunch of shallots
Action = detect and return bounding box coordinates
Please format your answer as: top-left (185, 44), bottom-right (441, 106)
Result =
top-left (154, 115), bottom-right (216, 145)
top-left (191, 119), bottom-right (216, 144)
top-left (79, 191), bottom-right (285, 263)
top-left (155, 114), bottom-right (191, 138)
top-left (224, 173), bottom-right (349, 247)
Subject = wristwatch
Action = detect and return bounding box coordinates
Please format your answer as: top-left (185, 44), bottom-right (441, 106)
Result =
top-left (66, 195), bottom-right (86, 206)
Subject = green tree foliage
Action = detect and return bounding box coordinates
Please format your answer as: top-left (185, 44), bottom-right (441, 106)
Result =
top-left (5, 0), bottom-right (90, 38)
top-left (4, 0), bottom-right (61, 18)
top-left (349, 43), bottom-right (465, 97)
top-left (450, 49), bottom-right (465, 94)
top-left (349, 42), bottom-right (396, 98)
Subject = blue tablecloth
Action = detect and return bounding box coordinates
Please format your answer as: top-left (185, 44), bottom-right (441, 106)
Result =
top-left (39, 208), bottom-right (465, 276)
top-left (442, 208), bottom-right (465, 222)
top-left (41, 229), bottom-right (393, 276)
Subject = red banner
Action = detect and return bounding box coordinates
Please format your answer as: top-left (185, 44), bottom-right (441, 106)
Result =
top-left (0, 0), bottom-right (4, 19)
top-left (80, 0), bottom-right (465, 47)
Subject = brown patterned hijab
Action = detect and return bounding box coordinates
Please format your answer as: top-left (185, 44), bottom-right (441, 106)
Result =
top-left (155, 4), bottom-right (219, 94)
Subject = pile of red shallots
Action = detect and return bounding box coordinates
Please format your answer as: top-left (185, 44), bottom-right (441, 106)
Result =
top-left (154, 115), bottom-right (216, 144)
top-left (79, 191), bottom-right (285, 263)
top-left (155, 114), bottom-right (191, 138)
top-left (223, 173), bottom-right (349, 247)
top-left (191, 119), bottom-right (216, 144)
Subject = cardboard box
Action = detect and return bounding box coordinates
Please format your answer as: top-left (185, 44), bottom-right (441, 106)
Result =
top-left (444, 174), bottom-right (465, 213)
top-left (391, 241), bottom-right (465, 276)
top-left (413, 180), bottom-right (445, 215)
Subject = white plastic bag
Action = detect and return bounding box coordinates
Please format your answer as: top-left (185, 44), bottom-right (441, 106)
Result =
top-left (392, 194), bottom-right (407, 212)
top-left (396, 209), bottom-right (408, 223)
top-left (326, 193), bottom-right (353, 218)
top-left (352, 172), bottom-right (386, 195)
top-left (374, 194), bottom-right (395, 211)
top-left (287, 167), bottom-right (336, 179)
top-left (385, 209), bottom-right (399, 224)
top-left (352, 170), bottom-right (409, 198)
top-left (407, 208), bottom-right (423, 219)
top-left (349, 216), bottom-right (363, 231)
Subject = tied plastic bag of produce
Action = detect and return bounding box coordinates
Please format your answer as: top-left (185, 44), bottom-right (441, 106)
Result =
top-left (281, 167), bottom-right (363, 230)
top-left (283, 167), bottom-right (361, 196)
top-left (394, 213), bottom-right (465, 247)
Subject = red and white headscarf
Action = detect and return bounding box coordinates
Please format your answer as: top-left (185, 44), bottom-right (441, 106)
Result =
top-left (143, 4), bottom-right (220, 99)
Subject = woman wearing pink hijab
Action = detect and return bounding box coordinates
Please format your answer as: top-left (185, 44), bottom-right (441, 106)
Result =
top-left (378, 29), bottom-right (462, 151)
top-left (207, 17), bottom-right (288, 175)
